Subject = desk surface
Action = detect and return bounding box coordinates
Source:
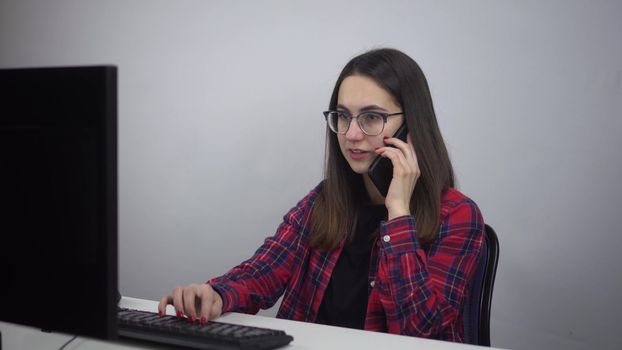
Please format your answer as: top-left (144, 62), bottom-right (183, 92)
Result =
top-left (0, 296), bottom-right (505, 350)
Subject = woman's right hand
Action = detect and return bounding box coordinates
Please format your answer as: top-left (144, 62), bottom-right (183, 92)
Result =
top-left (158, 283), bottom-right (223, 325)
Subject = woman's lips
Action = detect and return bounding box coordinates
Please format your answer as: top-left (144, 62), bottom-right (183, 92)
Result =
top-left (348, 149), bottom-right (369, 160)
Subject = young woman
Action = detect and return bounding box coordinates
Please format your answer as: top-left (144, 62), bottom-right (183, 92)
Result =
top-left (158, 48), bottom-right (485, 342)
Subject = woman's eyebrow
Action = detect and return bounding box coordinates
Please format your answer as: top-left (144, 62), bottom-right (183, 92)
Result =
top-left (336, 104), bottom-right (350, 112)
top-left (360, 105), bottom-right (388, 112)
top-left (336, 104), bottom-right (388, 112)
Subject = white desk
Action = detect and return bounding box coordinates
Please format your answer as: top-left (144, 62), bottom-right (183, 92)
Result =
top-left (0, 296), bottom-right (505, 350)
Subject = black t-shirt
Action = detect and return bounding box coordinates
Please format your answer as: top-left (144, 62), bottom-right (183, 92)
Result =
top-left (315, 204), bottom-right (387, 329)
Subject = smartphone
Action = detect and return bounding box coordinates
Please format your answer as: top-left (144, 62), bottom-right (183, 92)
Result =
top-left (367, 123), bottom-right (408, 197)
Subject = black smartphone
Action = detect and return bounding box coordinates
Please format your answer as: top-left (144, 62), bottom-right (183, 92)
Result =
top-left (367, 123), bottom-right (408, 197)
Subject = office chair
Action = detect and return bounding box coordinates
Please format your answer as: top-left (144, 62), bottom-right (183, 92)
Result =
top-left (463, 224), bottom-right (500, 346)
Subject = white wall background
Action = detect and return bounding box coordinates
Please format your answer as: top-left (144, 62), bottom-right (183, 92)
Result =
top-left (1, 1), bottom-right (621, 349)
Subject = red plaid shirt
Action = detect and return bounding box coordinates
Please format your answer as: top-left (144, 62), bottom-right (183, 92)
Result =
top-left (208, 183), bottom-right (484, 342)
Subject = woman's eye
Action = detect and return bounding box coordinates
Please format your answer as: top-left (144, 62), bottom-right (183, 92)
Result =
top-left (363, 113), bottom-right (382, 122)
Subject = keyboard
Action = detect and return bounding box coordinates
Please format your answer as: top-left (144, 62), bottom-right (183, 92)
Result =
top-left (117, 308), bottom-right (294, 350)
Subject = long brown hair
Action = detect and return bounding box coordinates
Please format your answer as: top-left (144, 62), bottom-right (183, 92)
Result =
top-left (309, 48), bottom-right (455, 250)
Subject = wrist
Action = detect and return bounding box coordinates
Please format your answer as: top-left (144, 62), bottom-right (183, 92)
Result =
top-left (387, 208), bottom-right (410, 221)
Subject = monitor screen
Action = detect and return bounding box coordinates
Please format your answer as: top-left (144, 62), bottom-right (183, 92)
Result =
top-left (0, 66), bottom-right (118, 339)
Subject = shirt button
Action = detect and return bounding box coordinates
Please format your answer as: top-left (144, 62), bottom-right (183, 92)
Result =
top-left (370, 281), bottom-right (375, 287)
top-left (383, 235), bottom-right (391, 242)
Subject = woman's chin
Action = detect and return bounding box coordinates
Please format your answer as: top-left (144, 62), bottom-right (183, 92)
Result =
top-left (347, 162), bottom-right (371, 175)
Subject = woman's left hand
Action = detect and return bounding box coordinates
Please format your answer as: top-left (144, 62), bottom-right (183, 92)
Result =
top-left (375, 134), bottom-right (420, 220)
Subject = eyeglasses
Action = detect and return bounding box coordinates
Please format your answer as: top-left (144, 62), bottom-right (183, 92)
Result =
top-left (323, 110), bottom-right (404, 136)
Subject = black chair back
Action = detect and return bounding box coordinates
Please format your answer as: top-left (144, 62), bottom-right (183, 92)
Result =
top-left (463, 224), bottom-right (500, 346)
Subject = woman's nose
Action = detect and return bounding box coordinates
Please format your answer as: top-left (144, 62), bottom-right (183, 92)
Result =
top-left (345, 119), bottom-right (365, 140)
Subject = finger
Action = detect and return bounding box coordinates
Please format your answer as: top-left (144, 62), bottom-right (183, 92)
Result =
top-left (172, 286), bottom-right (185, 318)
top-left (376, 147), bottom-right (409, 174)
top-left (199, 284), bottom-right (214, 324)
top-left (406, 134), bottom-right (419, 164)
top-left (383, 136), bottom-right (415, 161)
top-left (158, 294), bottom-right (173, 316)
top-left (379, 147), bottom-right (419, 184)
top-left (210, 293), bottom-right (223, 319)
top-left (183, 285), bottom-right (199, 322)
top-left (380, 142), bottom-right (413, 173)
top-left (382, 136), bottom-right (419, 174)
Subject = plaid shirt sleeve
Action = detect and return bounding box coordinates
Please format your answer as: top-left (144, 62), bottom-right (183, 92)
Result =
top-left (206, 186), bottom-right (318, 315)
top-left (374, 194), bottom-right (484, 340)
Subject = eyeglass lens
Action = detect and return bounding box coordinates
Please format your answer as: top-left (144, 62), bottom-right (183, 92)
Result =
top-left (328, 112), bottom-right (384, 135)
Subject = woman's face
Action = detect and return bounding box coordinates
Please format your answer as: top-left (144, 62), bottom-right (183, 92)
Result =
top-left (336, 75), bottom-right (404, 174)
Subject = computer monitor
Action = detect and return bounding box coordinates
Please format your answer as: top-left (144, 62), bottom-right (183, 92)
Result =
top-left (0, 66), bottom-right (118, 340)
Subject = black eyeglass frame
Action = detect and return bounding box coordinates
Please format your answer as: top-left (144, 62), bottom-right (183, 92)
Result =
top-left (322, 110), bottom-right (404, 136)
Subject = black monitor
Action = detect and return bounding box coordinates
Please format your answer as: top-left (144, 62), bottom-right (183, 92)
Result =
top-left (0, 66), bottom-right (118, 340)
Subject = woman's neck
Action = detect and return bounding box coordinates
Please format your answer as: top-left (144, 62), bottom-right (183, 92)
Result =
top-left (363, 175), bottom-right (385, 205)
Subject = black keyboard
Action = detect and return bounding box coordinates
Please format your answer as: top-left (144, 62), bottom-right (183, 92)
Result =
top-left (117, 308), bottom-right (294, 350)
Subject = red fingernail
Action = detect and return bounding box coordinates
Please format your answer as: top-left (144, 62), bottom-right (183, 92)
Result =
top-left (189, 315), bottom-right (195, 323)
top-left (158, 310), bottom-right (164, 317)
top-left (201, 317), bottom-right (207, 325)
top-left (176, 311), bottom-right (183, 318)
top-left (383, 136), bottom-right (389, 140)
